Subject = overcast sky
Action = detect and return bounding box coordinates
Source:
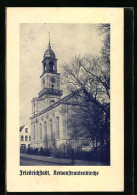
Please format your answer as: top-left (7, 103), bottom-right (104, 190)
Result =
top-left (20, 23), bottom-right (103, 126)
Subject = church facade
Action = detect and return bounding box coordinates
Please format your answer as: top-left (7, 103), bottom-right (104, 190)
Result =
top-left (30, 40), bottom-right (72, 149)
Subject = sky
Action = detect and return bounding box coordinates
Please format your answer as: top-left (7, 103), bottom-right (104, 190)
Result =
top-left (20, 23), bottom-right (103, 127)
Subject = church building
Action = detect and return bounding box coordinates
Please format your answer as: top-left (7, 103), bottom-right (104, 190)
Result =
top-left (30, 37), bottom-right (74, 149)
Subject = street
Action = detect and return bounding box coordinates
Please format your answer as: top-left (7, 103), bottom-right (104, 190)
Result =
top-left (20, 155), bottom-right (105, 166)
top-left (20, 157), bottom-right (63, 166)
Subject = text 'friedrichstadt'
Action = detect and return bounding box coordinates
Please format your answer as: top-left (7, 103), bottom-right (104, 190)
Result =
top-left (20, 170), bottom-right (99, 176)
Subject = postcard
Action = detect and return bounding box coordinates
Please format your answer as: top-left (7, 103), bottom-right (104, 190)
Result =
top-left (6, 7), bottom-right (124, 192)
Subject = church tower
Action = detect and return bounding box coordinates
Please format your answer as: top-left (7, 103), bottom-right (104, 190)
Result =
top-left (31, 34), bottom-right (63, 115)
top-left (39, 34), bottom-right (63, 105)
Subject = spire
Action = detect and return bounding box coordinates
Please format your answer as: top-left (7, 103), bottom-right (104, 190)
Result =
top-left (48, 32), bottom-right (51, 49)
top-left (43, 32), bottom-right (56, 59)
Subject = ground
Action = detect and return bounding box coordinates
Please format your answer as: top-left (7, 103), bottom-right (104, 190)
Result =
top-left (20, 157), bottom-right (61, 166)
top-left (20, 153), bottom-right (106, 166)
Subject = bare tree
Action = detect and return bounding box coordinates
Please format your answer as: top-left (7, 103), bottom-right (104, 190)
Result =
top-left (67, 99), bottom-right (107, 150)
top-left (61, 24), bottom-right (110, 153)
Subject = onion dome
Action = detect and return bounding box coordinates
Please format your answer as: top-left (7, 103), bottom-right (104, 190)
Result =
top-left (43, 33), bottom-right (56, 59)
top-left (44, 45), bottom-right (55, 58)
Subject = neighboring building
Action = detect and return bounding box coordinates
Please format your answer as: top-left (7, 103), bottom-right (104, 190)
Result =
top-left (20, 124), bottom-right (31, 148)
top-left (30, 38), bottom-right (89, 149)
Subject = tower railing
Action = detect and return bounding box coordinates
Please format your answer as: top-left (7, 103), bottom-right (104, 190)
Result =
top-left (38, 87), bottom-right (63, 97)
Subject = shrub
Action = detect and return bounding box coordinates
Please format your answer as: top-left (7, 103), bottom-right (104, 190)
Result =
top-left (20, 147), bottom-right (27, 154)
top-left (43, 148), bottom-right (51, 157)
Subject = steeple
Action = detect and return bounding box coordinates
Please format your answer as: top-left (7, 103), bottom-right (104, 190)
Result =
top-left (43, 33), bottom-right (55, 59)
top-left (41, 33), bottom-right (58, 76)
top-left (39, 34), bottom-right (63, 99)
top-left (48, 32), bottom-right (51, 48)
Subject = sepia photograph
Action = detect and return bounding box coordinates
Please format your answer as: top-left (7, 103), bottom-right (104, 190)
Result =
top-left (19, 23), bottom-right (110, 166)
top-left (6, 8), bottom-right (124, 192)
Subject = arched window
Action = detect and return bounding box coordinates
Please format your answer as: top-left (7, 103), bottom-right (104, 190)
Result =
top-left (44, 62), bottom-right (46, 71)
top-left (34, 125), bottom-right (35, 142)
top-left (51, 99), bottom-right (55, 104)
top-left (44, 121), bottom-right (47, 140)
top-left (57, 117), bottom-right (60, 139)
top-left (40, 124), bottom-right (42, 142)
top-left (49, 61), bottom-right (54, 72)
top-left (34, 103), bottom-right (35, 113)
top-left (50, 119), bottom-right (53, 139)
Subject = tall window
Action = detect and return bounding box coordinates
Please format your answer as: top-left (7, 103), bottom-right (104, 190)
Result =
top-left (44, 62), bottom-right (46, 71)
top-left (44, 122), bottom-right (47, 140)
top-left (49, 61), bottom-right (54, 72)
top-left (25, 135), bottom-right (28, 141)
top-left (51, 85), bottom-right (54, 90)
top-left (40, 124), bottom-right (42, 142)
top-left (50, 119), bottom-right (53, 139)
top-left (34, 103), bottom-right (35, 113)
top-left (34, 125), bottom-right (35, 142)
top-left (57, 117), bottom-right (60, 138)
top-left (21, 135), bottom-right (24, 141)
top-left (29, 136), bottom-right (31, 141)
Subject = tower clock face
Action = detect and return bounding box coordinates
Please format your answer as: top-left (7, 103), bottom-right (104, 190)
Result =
top-left (51, 77), bottom-right (56, 83)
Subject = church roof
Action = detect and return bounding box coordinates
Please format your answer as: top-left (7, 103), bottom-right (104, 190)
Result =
top-left (44, 48), bottom-right (55, 58)
top-left (20, 125), bottom-right (25, 132)
top-left (30, 88), bottom-right (84, 119)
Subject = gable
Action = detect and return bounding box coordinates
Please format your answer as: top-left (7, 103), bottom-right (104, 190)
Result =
top-left (20, 125), bottom-right (25, 132)
top-left (30, 88), bottom-right (90, 119)
top-left (61, 89), bottom-right (87, 105)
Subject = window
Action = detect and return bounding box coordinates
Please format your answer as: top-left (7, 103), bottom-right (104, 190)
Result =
top-left (21, 135), bottom-right (24, 141)
top-left (57, 117), bottom-right (60, 138)
top-left (42, 78), bottom-right (45, 85)
top-left (44, 122), bottom-right (47, 140)
top-left (25, 128), bottom-right (28, 133)
top-left (34, 103), bottom-right (35, 113)
top-left (49, 61), bottom-right (54, 72)
top-left (29, 136), bottom-right (31, 141)
top-left (21, 144), bottom-right (26, 148)
top-left (50, 119), bottom-right (53, 139)
top-left (40, 124), bottom-right (42, 142)
top-left (25, 135), bottom-right (28, 141)
top-left (34, 125), bottom-right (35, 142)
top-left (51, 99), bottom-right (55, 104)
top-left (51, 85), bottom-right (54, 90)
top-left (44, 62), bottom-right (46, 71)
